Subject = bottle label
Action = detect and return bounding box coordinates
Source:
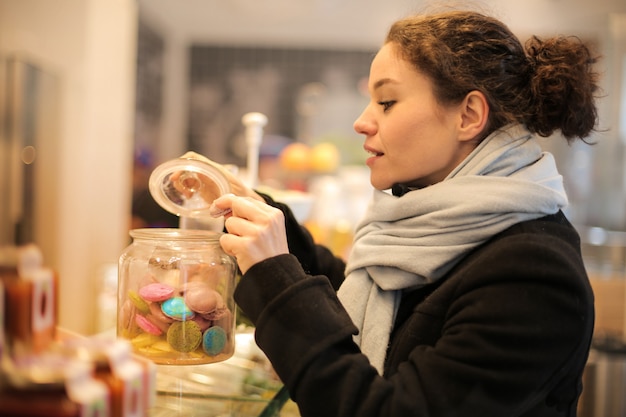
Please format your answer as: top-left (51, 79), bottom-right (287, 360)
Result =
top-left (122, 367), bottom-right (145, 417)
top-left (31, 268), bottom-right (55, 353)
top-left (79, 395), bottom-right (111, 417)
top-left (65, 359), bottom-right (112, 417)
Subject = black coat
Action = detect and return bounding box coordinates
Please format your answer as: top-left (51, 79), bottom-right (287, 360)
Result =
top-left (235, 198), bottom-right (594, 417)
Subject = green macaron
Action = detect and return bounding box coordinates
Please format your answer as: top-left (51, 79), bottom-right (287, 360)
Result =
top-left (166, 320), bottom-right (202, 352)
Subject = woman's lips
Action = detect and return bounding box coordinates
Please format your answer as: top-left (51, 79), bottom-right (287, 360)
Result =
top-left (365, 146), bottom-right (383, 166)
top-left (363, 145), bottom-right (384, 165)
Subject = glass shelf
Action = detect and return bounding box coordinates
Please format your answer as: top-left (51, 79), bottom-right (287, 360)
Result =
top-left (149, 328), bottom-right (299, 416)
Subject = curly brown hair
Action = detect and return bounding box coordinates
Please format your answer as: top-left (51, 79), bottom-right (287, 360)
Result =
top-left (386, 10), bottom-right (600, 142)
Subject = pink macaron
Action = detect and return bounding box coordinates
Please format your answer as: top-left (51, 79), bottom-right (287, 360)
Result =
top-left (145, 314), bottom-right (171, 333)
top-left (139, 283), bottom-right (175, 302)
top-left (135, 314), bottom-right (163, 336)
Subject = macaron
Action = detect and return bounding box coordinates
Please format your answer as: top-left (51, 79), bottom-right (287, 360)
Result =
top-left (161, 296), bottom-right (195, 321)
top-left (178, 280), bottom-right (208, 295)
top-left (184, 264), bottom-right (225, 289)
top-left (191, 314), bottom-right (213, 332)
top-left (139, 282), bottom-right (176, 302)
top-left (182, 283), bottom-right (220, 315)
top-left (166, 321), bottom-right (202, 353)
top-left (211, 309), bottom-right (233, 329)
top-left (128, 290), bottom-right (150, 314)
top-left (201, 304), bottom-right (228, 321)
top-left (145, 314), bottom-right (172, 333)
top-left (149, 301), bottom-right (174, 324)
top-left (135, 314), bottom-right (163, 336)
top-left (202, 326), bottom-right (227, 356)
top-left (130, 332), bottom-right (162, 349)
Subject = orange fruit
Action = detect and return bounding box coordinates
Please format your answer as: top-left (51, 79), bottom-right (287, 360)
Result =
top-left (279, 143), bottom-right (311, 172)
top-left (311, 142), bottom-right (340, 173)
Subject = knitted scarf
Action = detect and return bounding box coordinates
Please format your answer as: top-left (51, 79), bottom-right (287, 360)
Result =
top-left (337, 124), bottom-right (568, 374)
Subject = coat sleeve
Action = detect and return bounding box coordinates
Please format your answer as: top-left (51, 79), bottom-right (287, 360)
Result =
top-left (259, 191), bottom-right (346, 288)
top-left (234, 221), bottom-right (594, 417)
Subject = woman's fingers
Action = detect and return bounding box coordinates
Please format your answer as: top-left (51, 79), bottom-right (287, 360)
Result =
top-left (212, 194), bottom-right (289, 274)
top-left (209, 194), bottom-right (233, 218)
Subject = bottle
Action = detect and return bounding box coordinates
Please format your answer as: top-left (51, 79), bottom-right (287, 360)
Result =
top-left (0, 244), bottom-right (57, 358)
top-left (1, 280), bottom-right (5, 364)
top-left (60, 338), bottom-right (150, 417)
top-left (0, 353), bottom-right (110, 417)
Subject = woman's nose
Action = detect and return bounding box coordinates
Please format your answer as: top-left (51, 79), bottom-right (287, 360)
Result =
top-left (353, 107), bottom-right (375, 136)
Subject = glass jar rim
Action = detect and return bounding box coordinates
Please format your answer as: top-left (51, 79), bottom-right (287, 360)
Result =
top-left (129, 228), bottom-right (223, 242)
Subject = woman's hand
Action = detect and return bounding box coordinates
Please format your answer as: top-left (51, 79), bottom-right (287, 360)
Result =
top-left (211, 194), bottom-right (289, 274)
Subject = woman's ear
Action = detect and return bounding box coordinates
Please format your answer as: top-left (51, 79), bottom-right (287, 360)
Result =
top-left (458, 90), bottom-right (489, 142)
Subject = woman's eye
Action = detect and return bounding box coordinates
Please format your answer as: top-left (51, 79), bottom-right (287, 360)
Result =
top-left (378, 100), bottom-right (395, 111)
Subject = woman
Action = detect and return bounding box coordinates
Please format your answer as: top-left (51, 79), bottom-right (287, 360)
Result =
top-left (210, 10), bottom-right (598, 417)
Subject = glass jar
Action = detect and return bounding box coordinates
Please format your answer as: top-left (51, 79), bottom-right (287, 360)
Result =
top-left (117, 229), bottom-right (237, 365)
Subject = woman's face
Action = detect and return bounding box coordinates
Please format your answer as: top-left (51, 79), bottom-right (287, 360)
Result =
top-left (354, 42), bottom-right (477, 190)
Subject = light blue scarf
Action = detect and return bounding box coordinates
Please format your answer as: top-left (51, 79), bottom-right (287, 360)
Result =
top-left (337, 124), bottom-right (568, 374)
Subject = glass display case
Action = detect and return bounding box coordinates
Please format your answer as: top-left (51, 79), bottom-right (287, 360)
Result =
top-left (150, 329), bottom-right (299, 416)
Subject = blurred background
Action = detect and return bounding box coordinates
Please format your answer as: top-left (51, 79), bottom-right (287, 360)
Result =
top-left (0, 0), bottom-right (625, 341)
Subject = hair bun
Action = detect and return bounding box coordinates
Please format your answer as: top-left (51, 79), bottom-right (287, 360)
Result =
top-left (524, 36), bottom-right (600, 140)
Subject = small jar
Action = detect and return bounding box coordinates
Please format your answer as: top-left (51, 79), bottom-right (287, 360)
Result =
top-left (117, 228), bottom-right (237, 365)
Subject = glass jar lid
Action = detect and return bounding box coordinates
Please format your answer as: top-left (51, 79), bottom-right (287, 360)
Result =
top-left (149, 152), bottom-right (231, 219)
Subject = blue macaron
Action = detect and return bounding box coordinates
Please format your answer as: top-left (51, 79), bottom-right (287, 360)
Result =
top-left (202, 326), bottom-right (227, 356)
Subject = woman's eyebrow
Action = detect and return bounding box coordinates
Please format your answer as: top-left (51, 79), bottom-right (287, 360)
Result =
top-left (372, 78), bottom-right (398, 90)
